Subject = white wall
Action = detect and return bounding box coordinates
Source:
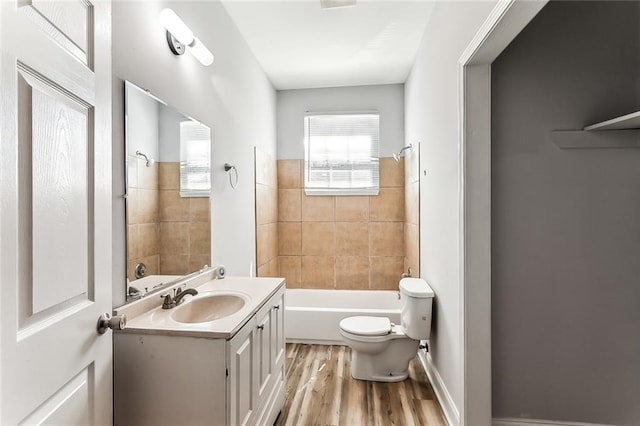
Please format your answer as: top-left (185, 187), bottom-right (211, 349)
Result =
top-left (158, 104), bottom-right (184, 163)
top-left (277, 84), bottom-right (404, 159)
top-left (404, 0), bottom-right (498, 415)
top-left (112, 0), bottom-right (276, 306)
top-left (126, 84), bottom-right (159, 159)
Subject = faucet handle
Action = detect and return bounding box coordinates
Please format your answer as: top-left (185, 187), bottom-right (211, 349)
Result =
top-left (160, 293), bottom-right (174, 309)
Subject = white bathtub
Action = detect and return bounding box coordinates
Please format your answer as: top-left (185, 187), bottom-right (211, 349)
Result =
top-left (285, 289), bottom-right (402, 344)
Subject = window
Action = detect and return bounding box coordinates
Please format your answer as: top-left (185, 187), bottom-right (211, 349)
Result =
top-left (304, 113), bottom-right (380, 196)
top-left (180, 120), bottom-right (211, 197)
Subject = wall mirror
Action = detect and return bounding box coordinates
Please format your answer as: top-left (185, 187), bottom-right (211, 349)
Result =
top-left (125, 80), bottom-right (211, 300)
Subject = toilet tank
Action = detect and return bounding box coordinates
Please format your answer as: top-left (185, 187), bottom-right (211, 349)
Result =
top-left (399, 278), bottom-right (434, 340)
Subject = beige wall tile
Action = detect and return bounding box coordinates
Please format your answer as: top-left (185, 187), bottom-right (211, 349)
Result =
top-left (404, 148), bottom-right (420, 185)
top-left (257, 223), bottom-right (278, 266)
top-left (405, 181), bottom-right (419, 225)
top-left (335, 196), bottom-right (369, 222)
top-left (257, 257), bottom-right (279, 278)
top-left (255, 185), bottom-right (277, 225)
top-left (279, 256), bottom-right (301, 288)
top-left (127, 260), bottom-right (136, 283)
top-left (137, 189), bottom-right (159, 224)
top-left (336, 222), bottom-right (369, 256)
top-left (370, 187), bottom-right (404, 222)
top-left (255, 147), bottom-right (277, 186)
top-left (127, 225), bottom-right (140, 260)
top-left (302, 222), bottom-right (335, 255)
top-left (256, 184), bottom-right (272, 225)
top-left (190, 222), bottom-right (211, 255)
top-left (370, 222), bottom-right (404, 256)
top-left (279, 223), bottom-right (301, 255)
top-left (160, 254), bottom-right (189, 275)
top-left (404, 257), bottom-right (420, 278)
top-left (268, 223), bottom-right (278, 264)
top-left (158, 162), bottom-right (180, 190)
top-left (335, 256), bottom-right (370, 290)
top-left (189, 253), bottom-right (211, 272)
top-left (302, 195), bottom-right (335, 221)
top-left (277, 160), bottom-right (302, 188)
top-left (138, 223), bottom-right (159, 257)
top-left (268, 187), bottom-right (278, 223)
top-left (159, 190), bottom-right (190, 222)
top-left (404, 223), bottom-right (419, 273)
top-left (128, 255), bottom-right (159, 283)
top-left (380, 157), bottom-right (404, 188)
top-left (137, 158), bottom-right (158, 190)
top-left (370, 256), bottom-right (404, 290)
top-left (301, 256), bottom-right (335, 289)
top-left (126, 188), bottom-right (139, 225)
top-left (278, 189), bottom-right (301, 222)
top-left (159, 222), bottom-right (189, 255)
top-left (189, 197), bottom-right (210, 223)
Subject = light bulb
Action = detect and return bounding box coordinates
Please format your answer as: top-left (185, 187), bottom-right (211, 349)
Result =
top-left (158, 8), bottom-right (194, 46)
top-left (187, 37), bottom-right (214, 66)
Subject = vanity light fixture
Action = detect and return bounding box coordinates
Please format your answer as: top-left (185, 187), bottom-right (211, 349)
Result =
top-left (159, 8), bottom-right (214, 66)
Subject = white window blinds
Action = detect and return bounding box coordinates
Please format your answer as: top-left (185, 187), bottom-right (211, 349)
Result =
top-left (180, 120), bottom-right (211, 197)
top-left (304, 113), bottom-right (380, 196)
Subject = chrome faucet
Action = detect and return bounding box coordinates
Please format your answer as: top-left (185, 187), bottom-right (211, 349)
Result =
top-left (160, 286), bottom-right (198, 309)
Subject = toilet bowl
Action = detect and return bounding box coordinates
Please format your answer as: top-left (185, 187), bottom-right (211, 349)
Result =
top-left (339, 278), bottom-right (434, 382)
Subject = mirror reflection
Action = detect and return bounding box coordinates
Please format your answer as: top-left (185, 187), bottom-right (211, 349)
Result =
top-left (125, 80), bottom-right (211, 300)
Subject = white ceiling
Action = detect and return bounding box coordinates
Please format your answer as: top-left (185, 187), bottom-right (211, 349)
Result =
top-left (220, 0), bottom-right (435, 90)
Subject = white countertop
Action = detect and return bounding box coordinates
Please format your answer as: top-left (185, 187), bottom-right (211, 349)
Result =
top-left (115, 275), bottom-right (285, 339)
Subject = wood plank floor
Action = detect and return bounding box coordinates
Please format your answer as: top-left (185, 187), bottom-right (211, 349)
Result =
top-left (275, 344), bottom-right (447, 426)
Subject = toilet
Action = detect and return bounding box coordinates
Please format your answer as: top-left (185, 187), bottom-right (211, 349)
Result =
top-left (339, 277), bottom-right (434, 382)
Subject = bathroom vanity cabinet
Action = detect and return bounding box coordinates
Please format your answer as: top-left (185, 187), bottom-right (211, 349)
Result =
top-left (114, 279), bottom-right (285, 426)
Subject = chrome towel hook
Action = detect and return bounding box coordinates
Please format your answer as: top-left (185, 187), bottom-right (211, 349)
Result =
top-left (224, 163), bottom-right (238, 189)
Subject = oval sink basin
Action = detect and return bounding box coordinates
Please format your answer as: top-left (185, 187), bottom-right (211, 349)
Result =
top-left (171, 293), bottom-right (247, 324)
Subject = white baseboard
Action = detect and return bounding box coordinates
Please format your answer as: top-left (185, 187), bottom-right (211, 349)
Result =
top-left (493, 418), bottom-right (614, 426)
top-left (418, 349), bottom-right (459, 426)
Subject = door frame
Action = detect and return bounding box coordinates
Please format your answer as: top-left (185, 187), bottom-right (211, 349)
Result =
top-left (458, 1), bottom-right (549, 425)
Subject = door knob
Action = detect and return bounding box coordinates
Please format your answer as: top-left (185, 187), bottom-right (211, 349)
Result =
top-left (97, 312), bottom-right (127, 334)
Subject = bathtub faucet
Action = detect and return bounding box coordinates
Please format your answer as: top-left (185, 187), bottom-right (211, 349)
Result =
top-left (402, 267), bottom-right (412, 278)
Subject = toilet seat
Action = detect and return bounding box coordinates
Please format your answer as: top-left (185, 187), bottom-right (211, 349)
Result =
top-left (340, 316), bottom-right (391, 336)
top-left (339, 316), bottom-right (407, 343)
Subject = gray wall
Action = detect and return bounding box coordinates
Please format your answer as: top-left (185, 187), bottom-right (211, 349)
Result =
top-left (277, 84), bottom-right (404, 159)
top-left (491, 1), bottom-right (640, 424)
top-left (112, 1), bottom-right (276, 307)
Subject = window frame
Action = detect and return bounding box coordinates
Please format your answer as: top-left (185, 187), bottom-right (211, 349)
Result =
top-left (303, 111), bottom-right (380, 196)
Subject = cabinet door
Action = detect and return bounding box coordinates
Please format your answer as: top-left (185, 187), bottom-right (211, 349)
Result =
top-left (273, 293), bottom-right (285, 369)
top-left (228, 316), bottom-right (257, 426)
top-left (256, 304), bottom-right (273, 404)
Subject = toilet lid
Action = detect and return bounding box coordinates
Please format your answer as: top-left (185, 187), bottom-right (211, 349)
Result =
top-left (339, 316), bottom-right (391, 336)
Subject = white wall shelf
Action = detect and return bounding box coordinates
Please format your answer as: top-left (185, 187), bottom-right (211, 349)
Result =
top-left (584, 111), bottom-right (640, 130)
top-left (552, 111), bottom-right (640, 149)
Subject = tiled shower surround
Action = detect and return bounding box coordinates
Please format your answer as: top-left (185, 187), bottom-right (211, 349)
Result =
top-left (278, 158), bottom-right (405, 290)
top-left (404, 145), bottom-right (420, 277)
top-left (255, 148), bottom-right (280, 277)
top-left (127, 157), bottom-right (211, 281)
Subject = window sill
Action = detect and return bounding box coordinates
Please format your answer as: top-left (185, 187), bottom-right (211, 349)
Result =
top-left (304, 188), bottom-right (379, 196)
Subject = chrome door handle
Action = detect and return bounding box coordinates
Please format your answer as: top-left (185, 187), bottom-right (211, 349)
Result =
top-left (97, 313), bottom-right (127, 334)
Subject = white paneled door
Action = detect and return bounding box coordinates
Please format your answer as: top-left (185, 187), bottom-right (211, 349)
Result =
top-left (1, 0), bottom-right (112, 424)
